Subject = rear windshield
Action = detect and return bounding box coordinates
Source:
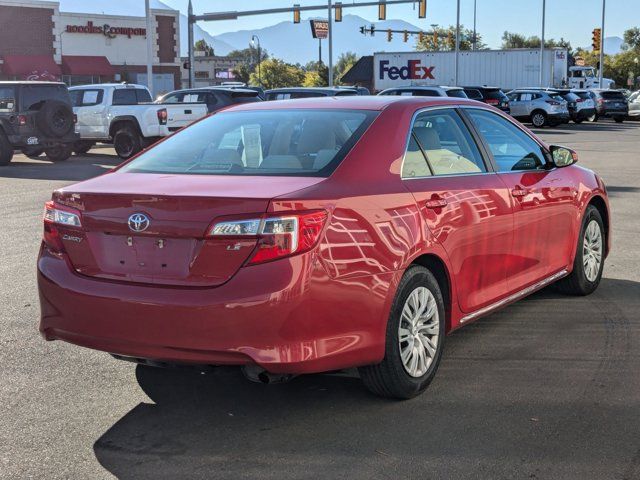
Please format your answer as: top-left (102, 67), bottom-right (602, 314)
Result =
top-left (0, 86), bottom-right (16, 112)
top-left (484, 89), bottom-right (508, 100)
top-left (464, 89), bottom-right (483, 99)
top-left (574, 91), bottom-right (591, 100)
top-left (120, 109), bottom-right (377, 177)
top-left (562, 92), bottom-right (580, 102)
top-left (21, 84), bottom-right (71, 110)
top-left (446, 89), bottom-right (468, 98)
top-left (601, 91), bottom-right (626, 100)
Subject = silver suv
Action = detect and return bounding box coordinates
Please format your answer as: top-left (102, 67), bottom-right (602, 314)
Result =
top-left (506, 89), bottom-right (570, 127)
top-left (378, 86), bottom-right (467, 98)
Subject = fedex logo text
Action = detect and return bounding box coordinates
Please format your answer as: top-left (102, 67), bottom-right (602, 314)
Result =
top-left (379, 60), bottom-right (435, 80)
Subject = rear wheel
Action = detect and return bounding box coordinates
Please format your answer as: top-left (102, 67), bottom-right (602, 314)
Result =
top-left (0, 131), bottom-right (13, 165)
top-left (613, 116), bottom-right (624, 123)
top-left (531, 111), bottom-right (547, 128)
top-left (22, 147), bottom-right (45, 159)
top-left (359, 265), bottom-right (445, 399)
top-left (45, 144), bottom-right (73, 162)
top-left (588, 113), bottom-right (599, 122)
top-left (555, 205), bottom-right (605, 296)
top-left (113, 126), bottom-right (142, 159)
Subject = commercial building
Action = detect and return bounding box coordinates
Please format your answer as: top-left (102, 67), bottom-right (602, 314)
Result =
top-left (0, 0), bottom-right (181, 96)
top-left (180, 51), bottom-right (240, 89)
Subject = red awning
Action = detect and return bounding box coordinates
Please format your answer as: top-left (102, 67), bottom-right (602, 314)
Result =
top-left (1, 55), bottom-right (61, 81)
top-left (61, 56), bottom-right (115, 76)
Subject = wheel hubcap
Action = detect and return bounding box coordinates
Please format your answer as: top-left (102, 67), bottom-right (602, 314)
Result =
top-left (583, 219), bottom-right (603, 282)
top-left (398, 286), bottom-right (440, 378)
top-left (533, 114), bottom-right (544, 126)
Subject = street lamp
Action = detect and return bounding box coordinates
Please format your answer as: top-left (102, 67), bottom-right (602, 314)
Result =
top-left (251, 34), bottom-right (261, 87)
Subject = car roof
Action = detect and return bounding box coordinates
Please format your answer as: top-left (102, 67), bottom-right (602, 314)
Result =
top-left (265, 87), bottom-right (352, 94)
top-left (220, 95), bottom-right (483, 112)
top-left (463, 86), bottom-right (501, 90)
top-left (69, 83), bottom-right (147, 90)
top-left (179, 87), bottom-right (258, 94)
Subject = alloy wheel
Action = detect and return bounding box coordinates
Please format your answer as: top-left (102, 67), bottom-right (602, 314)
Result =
top-left (583, 219), bottom-right (603, 282)
top-left (532, 113), bottom-right (545, 127)
top-left (398, 286), bottom-right (440, 378)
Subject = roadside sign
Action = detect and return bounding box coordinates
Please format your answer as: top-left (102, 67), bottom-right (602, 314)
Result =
top-left (310, 19), bottom-right (329, 39)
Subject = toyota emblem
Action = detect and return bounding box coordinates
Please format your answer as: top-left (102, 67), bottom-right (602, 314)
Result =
top-left (128, 213), bottom-right (150, 232)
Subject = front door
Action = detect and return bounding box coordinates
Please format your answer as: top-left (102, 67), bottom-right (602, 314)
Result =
top-left (463, 108), bottom-right (577, 293)
top-left (401, 108), bottom-right (513, 313)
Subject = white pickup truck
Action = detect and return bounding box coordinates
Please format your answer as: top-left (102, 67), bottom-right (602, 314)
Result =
top-left (69, 83), bottom-right (207, 159)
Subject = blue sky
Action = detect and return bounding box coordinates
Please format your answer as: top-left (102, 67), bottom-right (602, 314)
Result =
top-left (162, 0), bottom-right (637, 49)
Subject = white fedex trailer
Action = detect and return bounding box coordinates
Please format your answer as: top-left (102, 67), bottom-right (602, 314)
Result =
top-left (373, 49), bottom-right (612, 92)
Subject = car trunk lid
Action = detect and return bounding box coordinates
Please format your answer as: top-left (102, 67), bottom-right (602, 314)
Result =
top-left (53, 173), bottom-right (324, 286)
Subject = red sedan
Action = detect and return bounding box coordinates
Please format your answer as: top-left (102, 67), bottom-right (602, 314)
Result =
top-left (38, 96), bottom-right (610, 399)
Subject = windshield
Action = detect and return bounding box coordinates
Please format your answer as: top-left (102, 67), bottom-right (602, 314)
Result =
top-left (120, 109), bottom-right (377, 177)
top-left (21, 85), bottom-right (71, 110)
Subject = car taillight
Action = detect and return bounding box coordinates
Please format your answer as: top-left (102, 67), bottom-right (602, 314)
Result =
top-left (73, 113), bottom-right (78, 123)
top-left (157, 108), bottom-right (168, 125)
top-left (18, 115), bottom-right (27, 126)
top-left (576, 98), bottom-right (584, 103)
top-left (208, 210), bottom-right (328, 265)
top-left (597, 98), bottom-right (604, 104)
top-left (43, 201), bottom-right (82, 252)
top-left (486, 98), bottom-right (499, 105)
top-left (545, 100), bottom-right (560, 105)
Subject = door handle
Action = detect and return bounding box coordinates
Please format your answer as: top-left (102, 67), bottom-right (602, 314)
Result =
top-left (511, 188), bottom-right (528, 198)
top-left (184, 109), bottom-right (192, 114)
top-left (425, 198), bottom-right (448, 209)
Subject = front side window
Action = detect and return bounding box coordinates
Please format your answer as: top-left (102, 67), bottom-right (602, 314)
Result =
top-left (401, 108), bottom-right (486, 178)
top-left (119, 109), bottom-right (377, 177)
top-left (466, 109), bottom-right (547, 172)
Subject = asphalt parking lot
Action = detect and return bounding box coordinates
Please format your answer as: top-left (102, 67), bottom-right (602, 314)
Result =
top-left (1, 121), bottom-right (639, 480)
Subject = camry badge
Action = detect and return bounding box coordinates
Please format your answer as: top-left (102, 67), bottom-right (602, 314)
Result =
top-left (128, 213), bottom-right (150, 233)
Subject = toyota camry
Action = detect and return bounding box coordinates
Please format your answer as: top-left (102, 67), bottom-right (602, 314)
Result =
top-left (38, 96), bottom-right (610, 399)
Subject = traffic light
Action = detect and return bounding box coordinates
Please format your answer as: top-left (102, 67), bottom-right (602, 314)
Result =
top-left (293, 4), bottom-right (300, 24)
top-left (370, 24), bottom-right (375, 36)
top-left (335, 2), bottom-right (342, 22)
top-left (418, 0), bottom-right (427, 19)
top-left (592, 28), bottom-right (601, 52)
top-left (378, 0), bottom-right (386, 20)
top-left (403, 30), bottom-right (409, 42)
top-left (359, 26), bottom-right (365, 35)
top-left (387, 29), bottom-right (393, 42)
top-left (433, 30), bottom-right (438, 48)
top-left (418, 31), bottom-right (425, 44)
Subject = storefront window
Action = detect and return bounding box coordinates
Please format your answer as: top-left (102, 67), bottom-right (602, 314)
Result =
top-left (62, 75), bottom-right (103, 86)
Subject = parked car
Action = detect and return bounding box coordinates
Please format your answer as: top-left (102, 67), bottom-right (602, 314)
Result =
top-left (157, 87), bottom-right (262, 128)
top-left (69, 83), bottom-right (207, 159)
top-left (264, 87), bottom-right (360, 100)
top-left (506, 89), bottom-right (570, 127)
top-left (0, 81), bottom-right (79, 165)
top-left (462, 86), bottom-right (510, 113)
top-left (530, 88), bottom-right (596, 124)
top-left (587, 89), bottom-right (629, 123)
top-left (217, 83), bottom-right (266, 100)
top-left (38, 96), bottom-right (610, 399)
top-left (378, 85), bottom-right (468, 98)
top-left (627, 91), bottom-right (640, 119)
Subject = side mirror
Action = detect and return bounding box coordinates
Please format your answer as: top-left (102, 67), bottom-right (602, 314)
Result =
top-left (550, 145), bottom-right (578, 168)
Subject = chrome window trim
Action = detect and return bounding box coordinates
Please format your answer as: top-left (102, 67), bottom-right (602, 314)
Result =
top-left (399, 104), bottom-right (492, 181)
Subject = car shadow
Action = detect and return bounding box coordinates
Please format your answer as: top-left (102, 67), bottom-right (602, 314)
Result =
top-left (530, 120), bottom-right (638, 135)
top-left (0, 152), bottom-right (122, 181)
top-left (92, 277), bottom-right (640, 479)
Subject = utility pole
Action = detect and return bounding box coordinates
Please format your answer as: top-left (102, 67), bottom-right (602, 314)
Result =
top-left (145, 0), bottom-right (154, 95)
top-left (599, 0), bottom-right (606, 86)
top-left (454, 0), bottom-right (460, 85)
top-left (188, 0), bottom-right (195, 88)
top-left (540, 0), bottom-right (546, 86)
top-left (327, 0), bottom-right (333, 86)
top-left (472, 0), bottom-right (477, 51)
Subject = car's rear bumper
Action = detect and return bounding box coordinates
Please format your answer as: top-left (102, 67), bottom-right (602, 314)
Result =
top-left (38, 245), bottom-right (392, 374)
top-left (8, 132), bottom-right (79, 148)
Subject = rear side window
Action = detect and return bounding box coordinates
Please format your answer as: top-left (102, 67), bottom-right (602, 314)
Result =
top-left (0, 86), bottom-right (16, 112)
top-left (120, 109), bottom-right (377, 177)
top-left (402, 108), bottom-right (486, 178)
top-left (464, 89), bottom-right (483, 100)
top-left (21, 85), bottom-right (71, 110)
top-left (575, 92), bottom-right (591, 100)
top-left (446, 89), bottom-right (467, 98)
top-left (112, 89), bottom-right (137, 105)
top-left (466, 109), bottom-right (547, 172)
top-left (484, 89), bottom-right (508, 101)
top-left (70, 89), bottom-right (103, 107)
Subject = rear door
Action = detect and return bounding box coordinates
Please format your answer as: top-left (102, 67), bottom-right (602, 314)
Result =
top-left (401, 107), bottom-right (513, 313)
top-left (463, 107), bottom-right (577, 292)
top-left (70, 88), bottom-right (106, 138)
top-left (508, 92), bottom-right (527, 117)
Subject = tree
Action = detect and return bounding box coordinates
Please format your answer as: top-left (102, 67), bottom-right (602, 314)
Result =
top-left (304, 60), bottom-right (329, 86)
top-left (303, 71), bottom-right (324, 87)
top-left (623, 27), bottom-right (640, 51)
top-left (229, 45), bottom-right (269, 84)
top-left (415, 25), bottom-right (486, 52)
top-left (249, 58), bottom-right (305, 89)
top-left (501, 32), bottom-right (572, 53)
top-left (194, 39), bottom-right (214, 56)
top-left (334, 52), bottom-right (358, 84)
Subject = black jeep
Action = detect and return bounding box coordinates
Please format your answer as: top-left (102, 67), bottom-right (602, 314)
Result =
top-left (0, 81), bottom-right (78, 165)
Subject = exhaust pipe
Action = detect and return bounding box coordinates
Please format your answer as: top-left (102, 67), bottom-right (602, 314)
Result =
top-left (242, 365), bottom-right (295, 384)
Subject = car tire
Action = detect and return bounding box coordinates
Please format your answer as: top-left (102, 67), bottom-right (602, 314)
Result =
top-left (113, 126), bottom-right (142, 159)
top-left (589, 113), bottom-right (599, 122)
top-left (574, 117), bottom-right (583, 124)
top-left (613, 116), bottom-right (624, 123)
top-left (74, 141), bottom-right (95, 155)
top-left (359, 265), bottom-right (445, 399)
top-left (0, 130), bottom-right (13, 166)
top-left (555, 205), bottom-right (605, 296)
top-left (36, 100), bottom-right (74, 138)
top-left (531, 111), bottom-right (547, 128)
top-left (45, 144), bottom-right (73, 162)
